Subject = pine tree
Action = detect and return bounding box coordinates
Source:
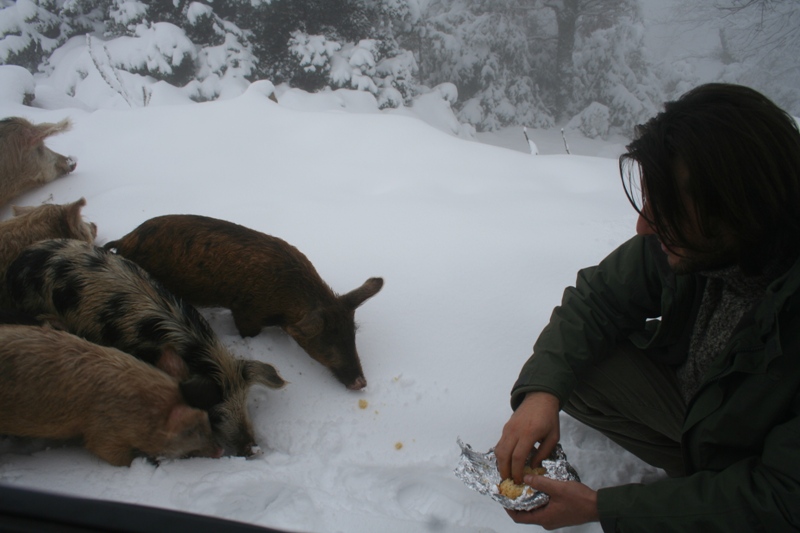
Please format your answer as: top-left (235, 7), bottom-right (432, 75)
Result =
top-left (670, 0), bottom-right (800, 115)
top-left (0, 0), bottom-right (84, 71)
top-left (243, 0), bottom-right (373, 89)
top-left (248, 0), bottom-right (419, 105)
top-left (2, 0), bottom-right (672, 131)
top-left (54, 1), bottom-right (253, 100)
top-left (570, 1), bottom-right (661, 133)
top-left (414, 0), bottom-right (554, 131)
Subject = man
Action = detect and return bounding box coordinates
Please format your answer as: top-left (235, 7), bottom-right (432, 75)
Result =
top-left (494, 83), bottom-right (800, 531)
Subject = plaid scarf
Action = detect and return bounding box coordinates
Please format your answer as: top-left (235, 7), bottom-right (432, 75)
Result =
top-left (677, 265), bottom-right (776, 405)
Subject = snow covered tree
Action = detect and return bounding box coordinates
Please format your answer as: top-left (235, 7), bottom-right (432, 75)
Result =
top-left (3, 0), bottom-right (669, 132)
top-left (243, 0), bottom-right (372, 88)
top-left (570, 1), bottom-right (661, 133)
top-left (87, 0), bottom-right (245, 88)
top-left (249, 0), bottom-right (419, 106)
top-left (2, 0), bottom-right (421, 107)
top-left (0, 0), bottom-right (88, 71)
top-left (33, 0), bottom-right (255, 101)
top-left (174, 1), bottom-right (256, 99)
top-left (669, 0), bottom-right (800, 115)
top-left (287, 31), bottom-right (417, 107)
top-left (365, 0), bottom-right (423, 104)
top-left (405, 0), bottom-right (660, 133)
top-left (413, 0), bottom-right (554, 131)
top-left (533, 0), bottom-right (660, 126)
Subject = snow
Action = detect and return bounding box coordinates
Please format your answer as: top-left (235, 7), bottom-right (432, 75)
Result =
top-left (0, 64), bottom-right (34, 104)
top-left (0, 62), bottom-right (666, 533)
top-left (567, 103), bottom-right (611, 140)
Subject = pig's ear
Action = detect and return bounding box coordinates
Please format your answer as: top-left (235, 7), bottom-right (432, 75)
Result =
top-left (65, 197), bottom-right (87, 225)
top-left (32, 118), bottom-right (71, 144)
top-left (11, 205), bottom-right (35, 217)
top-left (243, 360), bottom-right (287, 389)
top-left (341, 277), bottom-right (384, 310)
top-left (286, 309), bottom-right (324, 339)
top-left (156, 345), bottom-right (190, 380)
top-left (68, 197), bottom-right (87, 211)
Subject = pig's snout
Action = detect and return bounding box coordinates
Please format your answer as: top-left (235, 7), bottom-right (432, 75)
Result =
top-left (247, 445), bottom-right (264, 460)
top-left (347, 376), bottom-right (367, 391)
top-left (331, 364), bottom-right (367, 391)
top-left (233, 442), bottom-right (260, 458)
top-left (219, 437), bottom-right (260, 458)
top-left (55, 155), bottom-right (76, 177)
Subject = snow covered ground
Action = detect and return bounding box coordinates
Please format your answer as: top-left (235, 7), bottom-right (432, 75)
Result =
top-left (0, 61), bottom-right (666, 533)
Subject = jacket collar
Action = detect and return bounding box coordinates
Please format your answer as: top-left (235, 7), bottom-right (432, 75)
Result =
top-left (752, 251), bottom-right (800, 338)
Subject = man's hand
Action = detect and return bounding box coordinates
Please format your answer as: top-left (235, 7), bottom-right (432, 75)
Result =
top-left (506, 475), bottom-right (599, 530)
top-left (495, 391), bottom-right (561, 483)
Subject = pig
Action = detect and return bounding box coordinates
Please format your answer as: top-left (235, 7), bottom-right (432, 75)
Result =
top-left (104, 214), bottom-right (384, 390)
top-left (0, 117), bottom-right (77, 207)
top-left (0, 309), bottom-right (43, 325)
top-left (6, 239), bottom-right (286, 457)
top-left (0, 324), bottom-right (222, 467)
top-left (0, 198), bottom-right (96, 308)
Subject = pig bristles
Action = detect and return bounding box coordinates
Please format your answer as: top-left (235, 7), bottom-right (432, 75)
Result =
top-left (32, 118), bottom-right (72, 143)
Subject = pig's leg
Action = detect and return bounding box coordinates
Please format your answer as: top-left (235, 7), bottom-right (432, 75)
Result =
top-left (232, 310), bottom-right (263, 338)
top-left (86, 435), bottom-right (136, 467)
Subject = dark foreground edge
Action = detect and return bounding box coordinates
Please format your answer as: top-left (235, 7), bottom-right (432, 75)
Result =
top-left (0, 484), bottom-right (294, 533)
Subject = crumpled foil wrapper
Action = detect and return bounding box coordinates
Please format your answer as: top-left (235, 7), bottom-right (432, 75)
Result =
top-left (454, 437), bottom-right (580, 511)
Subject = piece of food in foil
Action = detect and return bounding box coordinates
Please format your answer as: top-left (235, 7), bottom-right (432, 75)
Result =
top-left (497, 465), bottom-right (547, 499)
top-left (453, 437), bottom-right (580, 511)
top-left (498, 478), bottom-right (530, 500)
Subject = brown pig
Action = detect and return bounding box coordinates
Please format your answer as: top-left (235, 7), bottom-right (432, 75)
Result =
top-left (0, 324), bottom-right (222, 467)
top-left (0, 309), bottom-right (43, 325)
top-left (0, 198), bottom-right (96, 308)
top-left (6, 239), bottom-right (286, 457)
top-left (104, 215), bottom-right (383, 390)
top-left (0, 117), bottom-right (77, 207)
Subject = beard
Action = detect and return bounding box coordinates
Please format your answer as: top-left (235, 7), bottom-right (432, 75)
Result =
top-left (661, 239), bottom-right (739, 275)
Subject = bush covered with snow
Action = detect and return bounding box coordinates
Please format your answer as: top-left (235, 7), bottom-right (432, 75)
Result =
top-left (567, 102), bottom-right (611, 139)
top-left (1, 0), bottom-right (797, 133)
top-left (0, 64), bottom-right (35, 105)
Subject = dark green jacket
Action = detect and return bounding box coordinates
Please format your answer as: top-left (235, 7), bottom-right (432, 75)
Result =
top-left (510, 234), bottom-right (800, 532)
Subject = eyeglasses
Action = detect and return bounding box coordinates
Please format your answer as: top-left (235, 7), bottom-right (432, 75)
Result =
top-left (621, 160), bottom-right (646, 215)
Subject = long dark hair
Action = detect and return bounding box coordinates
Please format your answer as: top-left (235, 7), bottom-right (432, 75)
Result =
top-left (620, 83), bottom-right (800, 274)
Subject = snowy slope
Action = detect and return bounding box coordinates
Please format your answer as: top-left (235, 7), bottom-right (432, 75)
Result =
top-left (0, 74), bottom-right (664, 533)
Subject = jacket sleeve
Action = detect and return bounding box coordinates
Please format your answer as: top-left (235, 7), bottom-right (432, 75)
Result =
top-left (511, 234), bottom-right (666, 409)
top-left (597, 406), bottom-right (800, 531)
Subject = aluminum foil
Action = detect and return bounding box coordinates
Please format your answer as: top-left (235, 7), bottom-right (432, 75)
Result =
top-left (454, 438), bottom-right (580, 511)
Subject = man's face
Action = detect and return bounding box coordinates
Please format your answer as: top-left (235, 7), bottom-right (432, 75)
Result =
top-left (634, 164), bottom-right (738, 274)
